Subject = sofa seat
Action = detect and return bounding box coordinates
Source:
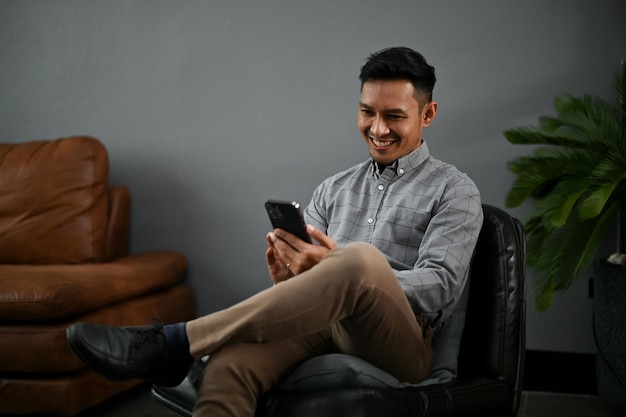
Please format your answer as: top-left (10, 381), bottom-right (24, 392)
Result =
top-left (0, 251), bottom-right (189, 374)
top-left (0, 251), bottom-right (187, 322)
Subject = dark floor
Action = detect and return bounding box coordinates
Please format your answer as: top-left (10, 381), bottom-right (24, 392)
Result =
top-left (80, 385), bottom-right (615, 417)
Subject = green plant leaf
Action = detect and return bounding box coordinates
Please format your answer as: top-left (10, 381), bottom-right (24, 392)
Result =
top-left (552, 94), bottom-right (620, 146)
top-left (503, 127), bottom-right (600, 150)
top-left (504, 63), bottom-right (626, 312)
top-left (545, 180), bottom-right (587, 227)
top-left (529, 204), bottom-right (618, 310)
top-left (579, 177), bottom-right (624, 220)
top-left (533, 279), bottom-right (555, 313)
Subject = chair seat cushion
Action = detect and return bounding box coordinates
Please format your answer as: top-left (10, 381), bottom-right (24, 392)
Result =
top-left (0, 251), bottom-right (187, 321)
top-left (280, 354), bottom-right (403, 390)
top-left (259, 377), bottom-right (514, 417)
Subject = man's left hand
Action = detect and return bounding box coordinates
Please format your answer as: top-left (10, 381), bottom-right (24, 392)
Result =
top-left (269, 224), bottom-right (336, 277)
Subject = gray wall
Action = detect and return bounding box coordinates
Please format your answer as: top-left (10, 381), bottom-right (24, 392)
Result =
top-left (1, 0), bottom-right (625, 354)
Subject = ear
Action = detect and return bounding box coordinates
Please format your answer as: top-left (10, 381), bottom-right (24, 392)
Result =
top-left (422, 101), bottom-right (438, 127)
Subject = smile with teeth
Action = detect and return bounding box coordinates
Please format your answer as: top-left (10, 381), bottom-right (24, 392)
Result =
top-left (370, 137), bottom-right (395, 148)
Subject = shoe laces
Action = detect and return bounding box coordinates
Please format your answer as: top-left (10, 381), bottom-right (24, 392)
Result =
top-left (130, 319), bottom-right (165, 351)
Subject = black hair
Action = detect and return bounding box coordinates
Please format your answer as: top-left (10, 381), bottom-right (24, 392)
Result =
top-left (359, 47), bottom-right (436, 102)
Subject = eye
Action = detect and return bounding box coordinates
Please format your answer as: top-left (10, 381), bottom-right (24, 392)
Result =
top-left (360, 109), bottom-right (374, 116)
top-left (387, 114), bottom-right (404, 121)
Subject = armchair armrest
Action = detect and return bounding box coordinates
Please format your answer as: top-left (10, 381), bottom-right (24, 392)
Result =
top-left (105, 186), bottom-right (131, 260)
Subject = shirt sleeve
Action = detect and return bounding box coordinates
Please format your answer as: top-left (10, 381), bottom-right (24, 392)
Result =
top-left (394, 174), bottom-right (483, 327)
top-left (303, 181), bottom-right (329, 233)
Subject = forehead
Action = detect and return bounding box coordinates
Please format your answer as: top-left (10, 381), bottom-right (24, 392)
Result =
top-left (360, 79), bottom-right (420, 109)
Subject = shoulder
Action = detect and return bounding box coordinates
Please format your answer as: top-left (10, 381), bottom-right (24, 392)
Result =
top-left (423, 154), bottom-right (479, 192)
top-left (314, 159), bottom-right (371, 192)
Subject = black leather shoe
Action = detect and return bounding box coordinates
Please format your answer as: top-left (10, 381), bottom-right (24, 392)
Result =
top-left (66, 321), bottom-right (192, 387)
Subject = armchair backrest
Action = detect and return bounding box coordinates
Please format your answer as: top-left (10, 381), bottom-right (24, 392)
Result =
top-left (458, 204), bottom-right (526, 390)
top-left (0, 136), bottom-right (112, 264)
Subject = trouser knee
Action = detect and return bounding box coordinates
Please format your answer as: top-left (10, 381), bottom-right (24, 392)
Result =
top-left (329, 242), bottom-right (391, 285)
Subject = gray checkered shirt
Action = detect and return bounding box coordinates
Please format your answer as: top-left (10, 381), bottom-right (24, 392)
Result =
top-left (304, 142), bottom-right (483, 329)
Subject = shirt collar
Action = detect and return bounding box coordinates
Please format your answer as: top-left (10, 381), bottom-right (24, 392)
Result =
top-left (370, 141), bottom-right (431, 178)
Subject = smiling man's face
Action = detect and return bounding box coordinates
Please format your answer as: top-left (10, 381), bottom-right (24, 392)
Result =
top-left (358, 79), bottom-right (437, 165)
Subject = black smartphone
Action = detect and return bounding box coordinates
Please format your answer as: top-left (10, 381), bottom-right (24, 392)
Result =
top-left (265, 199), bottom-right (311, 243)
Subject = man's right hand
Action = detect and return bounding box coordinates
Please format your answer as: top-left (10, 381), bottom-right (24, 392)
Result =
top-left (265, 233), bottom-right (294, 285)
top-left (265, 224), bottom-right (336, 285)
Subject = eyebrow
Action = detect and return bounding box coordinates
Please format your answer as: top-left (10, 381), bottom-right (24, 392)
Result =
top-left (359, 102), bottom-right (408, 114)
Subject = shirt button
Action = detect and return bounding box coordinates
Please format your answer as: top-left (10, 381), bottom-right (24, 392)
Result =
top-left (367, 218), bottom-right (374, 224)
top-left (399, 168), bottom-right (405, 175)
top-left (378, 185), bottom-right (384, 191)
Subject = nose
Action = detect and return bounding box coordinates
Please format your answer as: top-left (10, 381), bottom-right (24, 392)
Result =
top-left (370, 114), bottom-right (390, 137)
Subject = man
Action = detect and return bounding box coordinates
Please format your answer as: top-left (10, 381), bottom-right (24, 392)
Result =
top-left (67, 47), bottom-right (483, 416)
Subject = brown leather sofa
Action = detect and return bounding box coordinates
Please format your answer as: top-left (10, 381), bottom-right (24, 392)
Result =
top-left (0, 136), bottom-right (196, 415)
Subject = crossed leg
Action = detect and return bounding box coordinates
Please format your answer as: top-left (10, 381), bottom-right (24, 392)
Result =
top-left (189, 243), bottom-right (432, 417)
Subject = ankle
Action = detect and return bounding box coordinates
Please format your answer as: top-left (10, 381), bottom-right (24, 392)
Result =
top-left (163, 322), bottom-right (192, 362)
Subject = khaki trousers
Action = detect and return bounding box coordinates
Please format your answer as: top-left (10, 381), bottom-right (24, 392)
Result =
top-left (186, 242), bottom-right (432, 417)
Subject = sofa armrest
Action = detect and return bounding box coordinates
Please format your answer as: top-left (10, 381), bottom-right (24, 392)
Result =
top-left (105, 186), bottom-right (131, 260)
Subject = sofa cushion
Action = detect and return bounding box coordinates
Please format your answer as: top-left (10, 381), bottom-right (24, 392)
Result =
top-left (0, 136), bottom-right (109, 264)
top-left (0, 279), bottom-right (195, 373)
top-left (0, 251), bottom-right (188, 321)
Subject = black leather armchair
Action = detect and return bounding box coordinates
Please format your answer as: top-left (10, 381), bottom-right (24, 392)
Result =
top-left (152, 204), bottom-right (526, 417)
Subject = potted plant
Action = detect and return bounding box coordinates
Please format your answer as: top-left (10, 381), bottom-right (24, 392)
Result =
top-left (503, 62), bottom-right (625, 415)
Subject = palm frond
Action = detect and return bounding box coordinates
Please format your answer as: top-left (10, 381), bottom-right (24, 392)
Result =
top-left (578, 165), bottom-right (626, 219)
top-left (532, 274), bottom-right (556, 312)
top-left (541, 179), bottom-right (588, 228)
top-left (503, 127), bottom-right (603, 150)
top-left (505, 148), bottom-right (601, 212)
top-left (551, 94), bottom-right (620, 145)
top-left (524, 215), bottom-right (549, 266)
top-left (530, 203), bottom-right (618, 312)
top-left (504, 63), bottom-right (626, 312)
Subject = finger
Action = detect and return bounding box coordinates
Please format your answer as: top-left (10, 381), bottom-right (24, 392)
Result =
top-left (306, 224), bottom-right (336, 250)
top-left (270, 232), bottom-right (295, 262)
top-left (265, 246), bottom-right (276, 264)
top-left (269, 232), bottom-right (291, 256)
top-left (273, 228), bottom-right (307, 250)
top-left (266, 234), bottom-right (277, 259)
